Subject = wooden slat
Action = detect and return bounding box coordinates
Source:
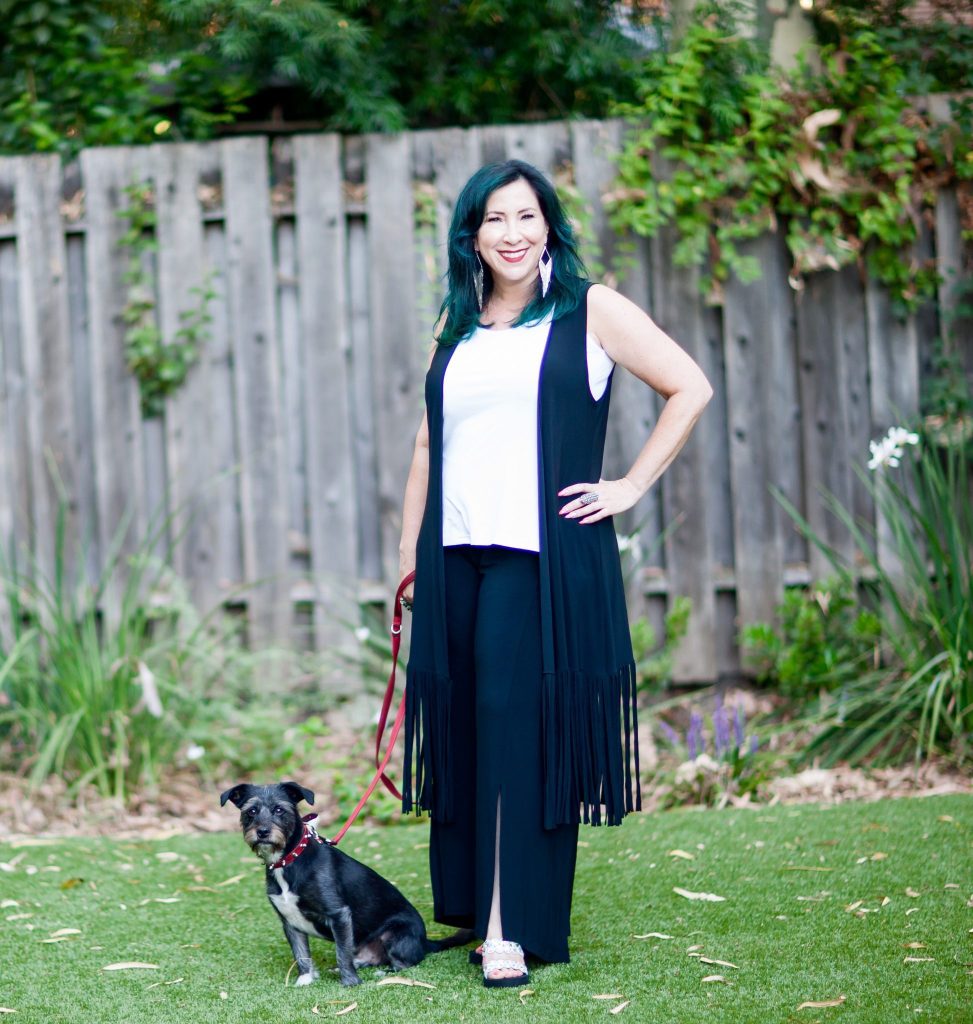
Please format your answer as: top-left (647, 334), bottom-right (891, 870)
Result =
top-left (294, 133), bottom-right (358, 651)
top-left (65, 232), bottom-right (100, 587)
top-left (0, 178), bottom-right (32, 560)
top-left (723, 234), bottom-right (794, 628)
top-left (365, 133), bottom-right (422, 585)
top-left (13, 155), bottom-right (75, 584)
top-left (936, 187), bottom-right (972, 374)
top-left (80, 145), bottom-right (149, 622)
top-left (866, 269), bottom-right (920, 584)
top-left (431, 127), bottom-right (482, 289)
top-left (796, 267), bottom-right (858, 578)
top-left (153, 141), bottom-right (224, 613)
top-left (221, 136), bottom-right (289, 644)
top-left (275, 218), bottom-right (307, 558)
top-left (504, 121), bottom-right (570, 178)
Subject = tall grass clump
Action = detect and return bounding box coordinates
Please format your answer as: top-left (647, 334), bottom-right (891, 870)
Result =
top-left (775, 422), bottom-right (972, 768)
top-left (0, 504), bottom-right (333, 802)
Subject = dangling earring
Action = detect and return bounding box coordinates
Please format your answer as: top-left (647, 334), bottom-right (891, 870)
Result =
top-left (474, 251), bottom-right (484, 311)
top-left (538, 245), bottom-right (553, 298)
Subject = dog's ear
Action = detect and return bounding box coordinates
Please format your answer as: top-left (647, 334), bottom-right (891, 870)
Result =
top-left (220, 784), bottom-right (254, 808)
top-left (281, 781), bottom-right (315, 806)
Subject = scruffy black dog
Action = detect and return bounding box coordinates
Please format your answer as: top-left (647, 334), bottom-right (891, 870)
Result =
top-left (220, 781), bottom-right (472, 986)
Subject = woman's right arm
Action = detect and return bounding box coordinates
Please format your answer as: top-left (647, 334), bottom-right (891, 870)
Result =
top-left (398, 410), bottom-right (429, 604)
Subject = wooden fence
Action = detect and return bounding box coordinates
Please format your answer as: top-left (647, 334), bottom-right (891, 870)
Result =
top-left (0, 120), bottom-right (968, 680)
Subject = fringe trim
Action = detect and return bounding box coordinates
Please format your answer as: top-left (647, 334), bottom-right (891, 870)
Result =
top-left (402, 667), bottom-right (453, 822)
top-left (542, 664), bottom-right (641, 828)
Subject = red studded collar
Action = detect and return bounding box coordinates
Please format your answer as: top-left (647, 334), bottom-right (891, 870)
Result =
top-left (267, 814), bottom-right (326, 871)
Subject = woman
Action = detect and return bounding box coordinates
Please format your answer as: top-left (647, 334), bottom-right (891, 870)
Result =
top-left (397, 159), bottom-right (712, 987)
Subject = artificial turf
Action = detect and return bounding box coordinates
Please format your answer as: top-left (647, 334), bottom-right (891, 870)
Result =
top-left (0, 793), bottom-right (970, 1023)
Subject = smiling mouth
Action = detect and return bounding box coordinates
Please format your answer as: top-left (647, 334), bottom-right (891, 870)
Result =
top-left (498, 249), bottom-right (529, 263)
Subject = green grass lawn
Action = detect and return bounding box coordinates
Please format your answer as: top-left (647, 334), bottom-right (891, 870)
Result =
top-left (0, 793), bottom-right (970, 1024)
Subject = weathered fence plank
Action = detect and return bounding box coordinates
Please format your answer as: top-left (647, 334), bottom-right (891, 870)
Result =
top-left (153, 142), bottom-right (224, 613)
top-left (14, 155), bottom-right (76, 584)
top-left (0, 166), bottom-right (32, 561)
top-left (221, 137), bottom-right (289, 645)
top-left (723, 234), bottom-right (794, 629)
top-left (796, 267), bottom-right (858, 578)
top-left (80, 146), bottom-right (150, 622)
top-left (294, 133), bottom-right (359, 649)
top-left (366, 133), bottom-right (422, 584)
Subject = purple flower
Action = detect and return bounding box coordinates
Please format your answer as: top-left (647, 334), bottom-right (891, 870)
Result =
top-left (658, 720), bottom-right (680, 747)
top-left (713, 697), bottom-right (730, 759)
top-left (687, 711), bottom-right (704, 760)
top-left (734, 705), bottom-right (745, 748)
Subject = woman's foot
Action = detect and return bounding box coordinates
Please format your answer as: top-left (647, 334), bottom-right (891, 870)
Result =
top-left (481, 938), bottom-right (528, 988)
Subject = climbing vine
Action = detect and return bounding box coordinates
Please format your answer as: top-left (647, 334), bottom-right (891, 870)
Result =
top-left (118, 182), bottom-right (216, 418)
top-left (607, 3), bottom-right (972, 312)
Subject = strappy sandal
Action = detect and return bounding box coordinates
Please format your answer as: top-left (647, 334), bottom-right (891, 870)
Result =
top-left (481, 938), bottom-right (528, 989)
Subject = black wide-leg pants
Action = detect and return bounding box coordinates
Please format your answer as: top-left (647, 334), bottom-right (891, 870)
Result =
top-left (428, 544), bottom-right (579, 963)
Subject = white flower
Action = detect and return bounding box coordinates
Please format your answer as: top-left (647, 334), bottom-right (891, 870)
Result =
top-left (674, 753), bottom-right (720, 784)
top-left (354, 626), bottom-right (371, 644)
top-left (186, 744), bottom-right (205, 761)
top-left (867, 426), bottom-right (919, 471)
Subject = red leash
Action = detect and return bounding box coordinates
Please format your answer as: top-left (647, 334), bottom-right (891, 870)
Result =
top-left (326, 571), bottom-right (415, 846)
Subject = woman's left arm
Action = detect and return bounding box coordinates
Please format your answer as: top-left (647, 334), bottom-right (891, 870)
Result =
top-left (559, 284), bottom-right (713, 524)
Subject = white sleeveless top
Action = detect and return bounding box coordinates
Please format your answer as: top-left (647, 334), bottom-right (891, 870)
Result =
top-left (442, 311), bottom-right (614, 551)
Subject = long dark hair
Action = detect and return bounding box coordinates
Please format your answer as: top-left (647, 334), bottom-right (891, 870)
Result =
top-left (436, 160), bottom-right (588, 347)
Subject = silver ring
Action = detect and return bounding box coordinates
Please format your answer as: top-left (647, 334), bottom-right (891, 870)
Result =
top-left (579, 492), bottom-right (599, 506)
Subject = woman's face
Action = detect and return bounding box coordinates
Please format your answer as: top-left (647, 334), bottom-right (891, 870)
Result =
top-left (475, 178), bottom-right (549, 294)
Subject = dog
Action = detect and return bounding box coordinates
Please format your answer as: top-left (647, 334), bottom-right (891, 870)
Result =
top-left (220, 781), bottom-right (472, 986)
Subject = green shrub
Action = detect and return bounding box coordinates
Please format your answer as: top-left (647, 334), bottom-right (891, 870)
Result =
top-left (741, 579), bottom-right (881, 699)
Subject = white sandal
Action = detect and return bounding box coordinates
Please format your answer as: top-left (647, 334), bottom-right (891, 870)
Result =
top-left (481, 938), bottom-right (528, 989)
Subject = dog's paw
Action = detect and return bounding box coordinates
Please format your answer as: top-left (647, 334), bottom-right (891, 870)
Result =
top-left (295, 972), bottom-right (318, 987)
top-left (339, 973), bottom-right (362, 987)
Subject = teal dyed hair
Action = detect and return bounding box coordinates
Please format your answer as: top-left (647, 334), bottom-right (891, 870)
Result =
top-left (435, 160), bottom-right (588, 347)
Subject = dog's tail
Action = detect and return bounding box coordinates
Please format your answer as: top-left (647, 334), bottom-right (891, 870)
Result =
top-left (424, 927), bottom-right (475, 953)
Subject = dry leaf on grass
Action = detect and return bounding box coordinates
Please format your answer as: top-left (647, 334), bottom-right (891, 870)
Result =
top-left (376, 976), bottom-right (436, 989)
top-left (102, 963), bottom-right (159, 971)
top-left (633, 933), bottom-right (672, 940)
top-left (50, 929), bottom-right (81, 938)
top-left (216, 874), bottom-right (246, 887)
top-left (701, 975), bottom-right (728, 984)
top-left (668, 849), bottom-right (695, 860)
top-left (797, 995), bottom-right (845, 1010)
top-left (592, 994), bottom-right (625, 1000)
top-left (699, 957), bottom-right (739, 969)
top-left (610, 1001), bottom-right (630, 1014)
top-left (673, 887), bottom-right (725, 902)
top-left (903, 957), bottom-right (934, 963)
top-left (518, 989), bottom-right (534, 1005)
top-left (903, 942), bottom-right (927, 949)
top-left (335, 1004), bottom-right (358, 1017)
top-left (906, 887), bottom-right (920, 898)
top-left (0, 1009), bottom-right (16, 1014)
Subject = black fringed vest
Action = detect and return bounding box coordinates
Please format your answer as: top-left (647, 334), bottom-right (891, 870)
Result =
top-left (403, 286), bottom-right (641, 829)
